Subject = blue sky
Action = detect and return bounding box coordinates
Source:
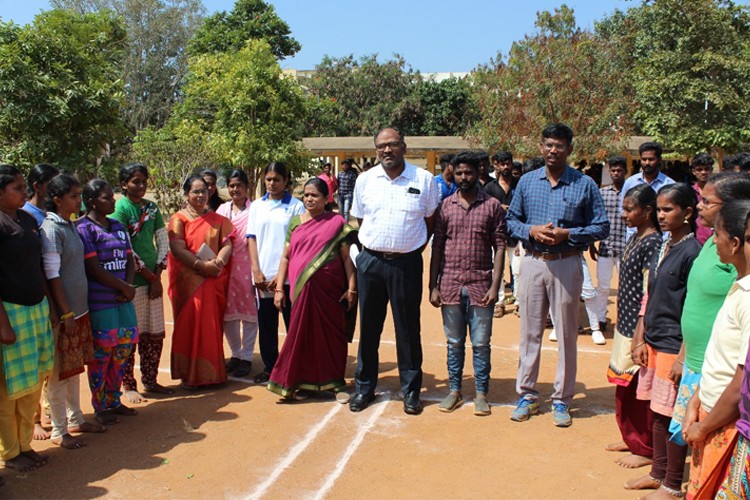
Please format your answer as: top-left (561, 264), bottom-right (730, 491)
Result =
top-left (1, 1), bottom-right (746, 72)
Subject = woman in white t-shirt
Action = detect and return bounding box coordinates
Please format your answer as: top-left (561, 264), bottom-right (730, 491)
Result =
top-left (246, 162), bottom-right (305, 384)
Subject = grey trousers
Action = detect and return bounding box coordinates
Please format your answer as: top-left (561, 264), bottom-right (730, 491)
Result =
top-left (516, 253), bottom-right (583, 405)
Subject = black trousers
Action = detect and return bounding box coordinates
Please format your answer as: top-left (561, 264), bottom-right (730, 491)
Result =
top-left (354, 249), bottom-right (423, 396)
top-left (257, 284), bottom-right (291, 374)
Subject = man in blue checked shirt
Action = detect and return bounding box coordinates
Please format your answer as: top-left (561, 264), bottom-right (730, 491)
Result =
top-left (506, 123), bottom-right (609, 428)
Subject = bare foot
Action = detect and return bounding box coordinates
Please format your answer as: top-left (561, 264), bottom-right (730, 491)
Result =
top-left (2, 455), bottom-right (37, 472)
top-left (122, 390), bottom-right (144, 404)
top-left (68, 421), bottom-right (106, 434)
top-left (20, 450), bottom-right (48, 467)
top-left (624, 474), bottom-right (661, 490)
top-left (638, 486), bottom-right (682, 500)
top-left (33, 423), bottom-right (50, 440)
top-left (605, 440), bottom-right (629, 452)
top-left (95, 410), bottom-right (119, 425)
top-left (50, 434), bottom-right (86, 450)
top-left (112, 403), bottom-right (137, 416)
top-left (617, 454), bottom-right (653, 468)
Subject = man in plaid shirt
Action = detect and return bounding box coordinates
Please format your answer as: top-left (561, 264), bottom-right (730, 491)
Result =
top-left (587, 156), bottom-right (628, 335)
top-left (336, 159), bottom-right (357, 221)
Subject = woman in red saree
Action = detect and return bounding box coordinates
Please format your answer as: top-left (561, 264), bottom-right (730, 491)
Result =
top-left (268, 178), bottom-right (356, 400)
top-left (168, 175), bottom-right (233, 388)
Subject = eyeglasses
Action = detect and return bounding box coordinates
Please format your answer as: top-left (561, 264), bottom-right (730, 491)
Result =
top-left (700, 197), bottom-right (723, 209)
top-left (375, 141), bottom-right (402, 151)
top-left (541, 142), bottom-right (567, 152)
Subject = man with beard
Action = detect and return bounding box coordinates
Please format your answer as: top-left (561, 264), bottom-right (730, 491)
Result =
top-left (429, 151), bottom-right (506, 416)
top-left (621, 142), bottom-right (674, 240)
top-left (506, 123), bottom-right (609, 427)
top-left (350, 127), bottom-right (440, 415)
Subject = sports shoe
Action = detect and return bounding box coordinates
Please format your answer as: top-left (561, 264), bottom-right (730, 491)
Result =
top-left (548, 329), bottom-right (557, 342)
top-left (552, 402), bottom-right (572, 427)
top-left (591, 329), bottom-right (606, 345)
top-left (510, 396), bottom-right (539, 422)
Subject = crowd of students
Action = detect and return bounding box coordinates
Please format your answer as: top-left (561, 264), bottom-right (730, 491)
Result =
top-left (1, 134), bottom-right (750, 498)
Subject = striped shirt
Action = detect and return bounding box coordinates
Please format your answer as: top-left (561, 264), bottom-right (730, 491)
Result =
top-left (507, 166), bottom-right (609, 253)
top-left (432, 189), bottom-right (506, 305)
top-left (76, 217), bottom-right (132, 311)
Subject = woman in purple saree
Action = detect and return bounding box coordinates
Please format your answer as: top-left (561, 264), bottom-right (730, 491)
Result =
top-left (268, 178), bottom-right (357, 399)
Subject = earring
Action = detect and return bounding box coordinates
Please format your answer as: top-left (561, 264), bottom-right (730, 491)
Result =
top-left (683, 218), bottom-right (689, 224)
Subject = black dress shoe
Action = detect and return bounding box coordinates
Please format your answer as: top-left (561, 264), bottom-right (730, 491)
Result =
top-left (349, 393), bottom-right (375, 412)
top-left (403, 391), bottom-right (423, 415)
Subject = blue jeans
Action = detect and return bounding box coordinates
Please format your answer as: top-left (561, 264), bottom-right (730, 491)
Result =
top-left (441, 288), bottom-right (493, 394)
top-left (338, 194), bottom-right (352, 221)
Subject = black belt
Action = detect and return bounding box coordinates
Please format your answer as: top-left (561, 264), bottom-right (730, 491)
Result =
top-left (364, 247), bottom-right (419, 260)
top-left (527, 249), bottom-right (581, 261)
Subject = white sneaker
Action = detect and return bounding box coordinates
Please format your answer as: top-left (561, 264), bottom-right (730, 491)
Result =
top-left (591, 329), bottom-right (606, 345)
top-left (548, 329), bottom-right (557, 342)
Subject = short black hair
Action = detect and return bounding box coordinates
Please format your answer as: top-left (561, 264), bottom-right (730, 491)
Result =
top-left (453, 151), bottom-right (480, 171)
top-left (523, 157), bottom-right (545, 174)
top-left (119, 162), bottom-right (149, 184)
top-left (492, 151), bottom-right (513, 164)
top-left (639, 141), bottom-right (663, 158)
top-left (735, 152), bottom-right (750, 173)
top-left (0, 164), bottom-right (22, 190)
top-left (440, 153), bottom-right (454, 168)
top-left (607, 156), bottom-right (627, 169)
top-left (541, 123), bottom-right (573, 145)
top-left (722, 154), bottom-right (736, 172)
top-left (691, 153), bottom-right (714, 168)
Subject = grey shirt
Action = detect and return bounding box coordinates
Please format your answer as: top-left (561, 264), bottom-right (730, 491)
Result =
top-left (41, 212), bottom-right (89, 317)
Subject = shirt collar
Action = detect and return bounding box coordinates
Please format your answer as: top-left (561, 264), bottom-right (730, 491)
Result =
top-left (46, 211), bottom-right (72, 225)
top-left (261, 192), bottom-right (292, 204)
top-left (536, 165), bottom-right (576, 185)
top-left (374, 161), bottom-right (415, 181)
top-left (737, 274), bottom-right (750, 291)
top-left (448, 187), bottom-right (489, 205)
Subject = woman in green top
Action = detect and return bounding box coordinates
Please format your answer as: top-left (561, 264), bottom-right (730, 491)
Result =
top-left (112, 163), bottom-right (172, 400)
top-left (670, 172), bottom-right (750, 445)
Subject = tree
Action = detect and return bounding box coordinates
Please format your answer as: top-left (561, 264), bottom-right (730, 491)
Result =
top-left (468, 5), bottom-right (634, 159)
top-left (412, 77), bottom-right (475, 136)
top-left (52, 0), bottom-right (206, 132)
top-left (304, 54), bottom-right (422, 137)
top-left (0, 9), bottom-right (127, 173)
top-left (188, 0), bottom-right (300, 59)
top-left (626, 0), bottom-right (750, 154)
top-left (133, 39), bottom-right (309, 208)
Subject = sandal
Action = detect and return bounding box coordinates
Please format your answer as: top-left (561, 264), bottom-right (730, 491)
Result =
top-left (252, 372), bottom-right (270, 384)
top-left (473, 396), bottom-right (491, 416)
top-left (95, 410), bottom-right (119, 425)
top-left (233, 360), bottom-right (252, 378)
top-left (143, 383), bottom-right (175, 395)
top-left (439, 392), bottom-right (463, 413)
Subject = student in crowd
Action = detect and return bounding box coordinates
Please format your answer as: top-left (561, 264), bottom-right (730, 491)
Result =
top-left (168, 175), bottom-right (233, 388)
top-left (434, 153), bottom-right (457, 202)
top-left (317, 162), bottom-right (338, 211)
top-left (113, 163), bottom-right (172, 400)
top-left (681, 200), bottom-right (750, 499)
top-left (77, 179), bottom-right (138, 425)
top-left (268, 178), bottom-right (356, 400)
top-left (216, 170), bottom-right (257, 378)
top-left (429, 151), bottom-right (506, 416)
top-left (605, 184), bottom-right (661, 468)
top-left (41, 174), bottom-right (103, 449)
top-left (200, 168), bottom-right (223, 212)
top-left (246, 162), bottom-right (305, 384)
top-left (336, 159), bottom-right (358, 221)
top-left (0, 165), bottom-right (55, 474)
top-left (626, 183), bottom-right (701, 498)
top-left (690, 153), bottom-right (715, 245)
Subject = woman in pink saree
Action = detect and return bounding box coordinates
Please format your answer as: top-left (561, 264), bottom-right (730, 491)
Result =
top-left (268, 178), bottom-right (356, 399)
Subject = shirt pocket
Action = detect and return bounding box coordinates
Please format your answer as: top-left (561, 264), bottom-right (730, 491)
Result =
top-left (560, 198), bottom-right (583, 226)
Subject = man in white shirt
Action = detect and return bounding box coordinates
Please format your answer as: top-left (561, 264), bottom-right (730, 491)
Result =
top-left (350, 127), bottom-right (440, 415)
top-left (621, 142), bottom-right (675, 239)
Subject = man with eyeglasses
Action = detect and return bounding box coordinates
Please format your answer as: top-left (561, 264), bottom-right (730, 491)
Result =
top-left (621, 141), bottom-right (675, 241)
top-left (690, 153), bottom-right (714, 245)
top-left (349, 127), bottom-right (440, 415)
top-left (506, 123), bottom-right (609, 427)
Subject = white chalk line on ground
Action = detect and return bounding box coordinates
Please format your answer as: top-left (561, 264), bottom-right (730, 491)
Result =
top-left (244, 402), bottom-right (343, 500)
top-left (312, 398), bottom-right (389, 500)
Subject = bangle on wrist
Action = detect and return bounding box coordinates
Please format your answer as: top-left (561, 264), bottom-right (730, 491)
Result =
top-left (216, 256), bottom-right (225, 266)
top-left (274, 289), bottom-right (284, 293)
top-left (60, 311), bottom-right (75, 320)
top-left (147, 273), bottom-right (158, 283)
top-left (193, 260), bottom-right (200, 269)
top-left (633, 341), bottom-right (645, 349)
top-left (348, 290), bottom-right (357, 294)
